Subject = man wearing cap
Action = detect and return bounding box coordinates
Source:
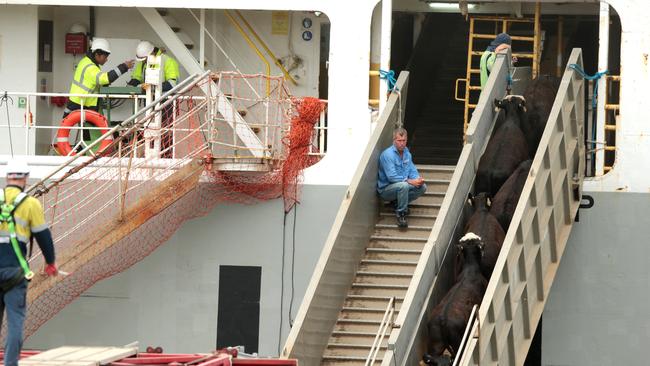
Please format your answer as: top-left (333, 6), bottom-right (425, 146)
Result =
top-left (0, 159), bottom-right (58, 366)
top-left (63, 38), bottom-right (135, 118)
top-left (480, 33), bottom-right (513, 89)
top-left (127, 41), bottom-right (180, 92)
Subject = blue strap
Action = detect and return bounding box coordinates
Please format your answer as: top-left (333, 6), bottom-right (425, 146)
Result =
top-left (379, 69), bottom-right (398, 92)
top-left (569, 64), bottom-right (609, 108)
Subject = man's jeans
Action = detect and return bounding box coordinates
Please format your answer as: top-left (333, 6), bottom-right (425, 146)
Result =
top-left (378, 182), bottom-right (427, 214)
top-left (0, 268), bottom-right (27, 366)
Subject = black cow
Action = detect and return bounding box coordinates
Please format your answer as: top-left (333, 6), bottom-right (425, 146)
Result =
top-left (423, 234), bottom-right (487, 366)
top-left (475, 95), bottom-right (529, 197)
top-left (522, 75), bottom-right (560, 157)
top-left (490, 159), bottom-right (532, 232)
top-left (463, 192), bottom-right (505, 278)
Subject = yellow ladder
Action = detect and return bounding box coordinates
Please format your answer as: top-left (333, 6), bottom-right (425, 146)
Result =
top-left (455, 3), bottom-right (542, 134)
top-left (603, 74), bottom-right (620, 173)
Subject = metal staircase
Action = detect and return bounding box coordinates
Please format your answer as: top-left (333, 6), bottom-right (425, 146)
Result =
top-left (322, 165), bottom-right (453, 366)
top-left (137, 7), bottom-right (266, 159)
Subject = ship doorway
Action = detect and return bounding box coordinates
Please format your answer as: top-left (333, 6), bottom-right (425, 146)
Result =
top-left (217, 265), bottom-right (261, 353)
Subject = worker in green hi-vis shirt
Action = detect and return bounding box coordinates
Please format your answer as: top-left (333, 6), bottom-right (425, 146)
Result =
top-left (128, 41), bottom-right (181, 158)
top-left (480, 33), bottom-right (514, 89)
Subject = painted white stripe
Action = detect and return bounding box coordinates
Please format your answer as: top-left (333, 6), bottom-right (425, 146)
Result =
top-left (57, 137), bottom-right (69, 142)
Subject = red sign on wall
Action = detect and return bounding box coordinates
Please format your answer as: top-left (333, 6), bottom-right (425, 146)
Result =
top-left (65, 34), bottom-right (87, 55)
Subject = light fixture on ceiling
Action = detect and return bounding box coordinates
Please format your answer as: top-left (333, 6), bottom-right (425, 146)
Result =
top-left (428, 2), bottom-right (477, 10)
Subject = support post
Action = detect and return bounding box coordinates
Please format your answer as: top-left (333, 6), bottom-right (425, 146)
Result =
top-left (200, 9), bottom-right (205, 70)
top-left (595, 2), bottom-right (609, 176)
top-left (379, 0), bottom-right (392, 112)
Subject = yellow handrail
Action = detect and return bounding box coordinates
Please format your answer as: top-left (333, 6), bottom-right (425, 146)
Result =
top-left (234, 10), bottom-right (299, 86)
top-left (224, 10), bottom-right (271, 95)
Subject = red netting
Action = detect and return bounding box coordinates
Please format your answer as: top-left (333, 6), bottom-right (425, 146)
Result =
top-left (9, 73), bottom-right (325, 341)
top-left (206, 96), bottom-right (325, 211)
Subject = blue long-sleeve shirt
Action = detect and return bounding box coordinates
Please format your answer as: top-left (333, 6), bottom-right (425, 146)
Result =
top-left (377, 145), bottom-right (420, 191)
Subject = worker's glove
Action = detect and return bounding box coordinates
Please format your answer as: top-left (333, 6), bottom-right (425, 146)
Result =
top-left (45, 263), bottom-right (58, 277)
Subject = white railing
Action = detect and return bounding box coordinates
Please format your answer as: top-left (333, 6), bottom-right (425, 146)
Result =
top-left (452, 305), bottom-right (479, 366)
top-left (1, 81), bottom-right (327, 160)
top-left (366, 297), bottom-right (396, 366)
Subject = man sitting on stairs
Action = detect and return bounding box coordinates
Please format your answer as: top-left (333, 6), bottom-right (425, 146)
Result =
top-left (377, 127), bottom-right (426, 228)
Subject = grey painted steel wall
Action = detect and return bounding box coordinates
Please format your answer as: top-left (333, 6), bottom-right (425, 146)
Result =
top-left (381, 51), bottom-right (521, 366)
top-left (282, 72), bottom-right (410, 366)
top-left (543, 191), bottom-right (650, 366)
top-left (26, 184), bottom-right (345, 357)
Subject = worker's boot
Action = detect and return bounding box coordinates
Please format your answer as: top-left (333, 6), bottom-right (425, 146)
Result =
top-left (396, 211), bottom-right (408, 228)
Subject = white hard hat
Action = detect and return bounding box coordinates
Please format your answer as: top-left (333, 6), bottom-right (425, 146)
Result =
top-left (136, 41), bottom-right (155, 61)
top-left (5, 159), bottom-right (30, 178)
top-left (91, 38), bottom-right (111, 53)
top-left (68, 23), bottom-right (87, 34)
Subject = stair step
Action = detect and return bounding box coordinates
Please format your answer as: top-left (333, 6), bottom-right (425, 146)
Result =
top-left (327, 343), bottom-right (387, 350)
top-left (376, 214), bottom-right (437, 227)
top-left (359, 259), bottom-right (418, 266)
top-left (373, 226), bottom-right (431, 239)
top-left (322, 355), bottom-right (381, 363)
top-left (348, 283), bottom-right (409, 297)
top-left (366, 247), bottom-right (422, 255)
top-left (323, 346), bottom-right (386, 358)
top-left (368, 239), bottom-right (428, 251)
top-left (369, 235), bottom-right (427, 243)
top-left (343, 296), bottom-right (403, 310)
top-left (356, 270), bottom-right (413, 278)
top-left (380, 203), bottom-right (440, 216)
top-left (351, 283), bottom-right (409, 290)
top-left (353, 271), bottom-right (412, 286)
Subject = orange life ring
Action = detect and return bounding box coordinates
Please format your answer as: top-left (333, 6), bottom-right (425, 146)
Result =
top-left (55, 110), bottom-right (113, 156)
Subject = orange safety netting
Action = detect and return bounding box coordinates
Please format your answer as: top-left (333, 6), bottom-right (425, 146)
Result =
top-left (9, 73), bottom-right (325, 341)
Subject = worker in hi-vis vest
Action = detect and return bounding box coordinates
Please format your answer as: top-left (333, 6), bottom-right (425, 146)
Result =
top-left (127, 41), bottom-right (180, 92)
top-left (0, 159), bottom-right (58, 366)
top-left (63, 38), bottom-right (135, 117)
top-left (479, 33), bottom-right (513, 90)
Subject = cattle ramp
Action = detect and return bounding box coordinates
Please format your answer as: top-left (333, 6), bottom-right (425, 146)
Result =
top-left (284, 46), bottom-right (581, 366)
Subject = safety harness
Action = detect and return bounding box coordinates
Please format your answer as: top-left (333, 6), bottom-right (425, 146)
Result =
top-left (0, 189), bottom-right (35, 280)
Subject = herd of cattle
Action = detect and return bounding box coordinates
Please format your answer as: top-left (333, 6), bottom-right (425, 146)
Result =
top-left (422, 76), bottom-right (560, 366)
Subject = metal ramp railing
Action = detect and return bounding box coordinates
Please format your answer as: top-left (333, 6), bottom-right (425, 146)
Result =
top-left (455, 47), bottom-right (585, 366)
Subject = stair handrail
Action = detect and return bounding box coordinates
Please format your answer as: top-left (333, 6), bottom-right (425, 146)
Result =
top-left (186, 9), bottom-right (262, 100)
top-left (451, 305), bottom-right (479, 366)
top-left (234, 10), bottom-right (298, 86)
top-left (25, 70), bottom-right (210, 196)
top-left (366, 297), bottom-right (396, 366)
top-left (223, 10), bottom-right (271, 96)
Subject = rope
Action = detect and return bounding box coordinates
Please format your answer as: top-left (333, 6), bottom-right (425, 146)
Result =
top-left (569, 64), bottom-right (609, 108)
top-left (379, 69), bottom-right (398, 93)
top-left (1, 92), bottom-right (15, 157)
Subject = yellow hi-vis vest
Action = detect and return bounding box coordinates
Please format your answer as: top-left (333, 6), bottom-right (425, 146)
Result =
top-left (131, 50), bottom-right (180, 85)
top-left (68, 56), bottom-right (111, 107)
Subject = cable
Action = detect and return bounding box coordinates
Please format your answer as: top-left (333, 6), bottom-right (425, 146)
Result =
top-left (278, 209), bottom-right (288, 356)
top-left (288, 204), bottom-right (297, 327)
top-left (1, 92), bottom-right (15, 157)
